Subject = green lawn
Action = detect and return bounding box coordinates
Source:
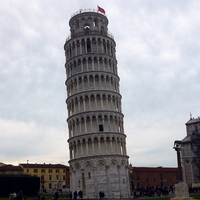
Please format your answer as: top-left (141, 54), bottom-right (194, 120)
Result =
top-left (190, 194), bottom-right (200, 199)
top-left (139, 194), bottom-right (200, 200)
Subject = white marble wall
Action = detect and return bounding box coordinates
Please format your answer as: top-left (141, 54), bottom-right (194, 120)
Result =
top-left (69, 156), bottom-right (130, 198)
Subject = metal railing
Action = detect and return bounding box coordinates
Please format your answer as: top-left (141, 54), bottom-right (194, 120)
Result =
top-left (70, 8), bottom-right (107, 19)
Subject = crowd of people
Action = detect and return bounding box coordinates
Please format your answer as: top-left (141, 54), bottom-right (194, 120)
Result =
top-left (132, 186), bottom-right (174, 198)
top-left (132, 185), bottom-right (200, 198)
top-left (69, 190), bottom-right (83, 200)
top-left (8, 186), bottom-right (200, 200)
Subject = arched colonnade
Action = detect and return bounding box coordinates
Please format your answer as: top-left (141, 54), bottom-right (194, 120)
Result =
top-left (67, 92), bottom-right (122, 117)
top-left (65, 37), bottom-right (116, 62)
top-left (68, 113), bottom-right (124, 137)
top-left (66, 73), bottom-right (120, 96)
top-left (68, 133), bottom-right (127, 159)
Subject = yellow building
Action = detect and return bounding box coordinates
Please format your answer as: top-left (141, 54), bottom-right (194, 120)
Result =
top-left (20, 163), bottom-right (69, 192)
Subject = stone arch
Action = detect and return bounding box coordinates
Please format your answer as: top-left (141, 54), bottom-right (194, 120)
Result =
top-left (99, 57), bottom-right (103, 70)
top-left (97, 115), bottom-right (103, 132)
top-left (77, 59), bottom-right (81, 73)
top-left (102, 39), bottom-right (106, 53)
top-left (84, 161), bottom-right (93, 177)
top-left (94, 74), bottom-right (99, 87)
top-left (96, 94), bottom-right (101, 110)
top-left (103, 114), bottom-right (109, 132)
top-left (86, 38), bottom-right (91, 53)
top-left (92, 115), bottom-right (97, 132)
top-left (87, 138), bottom-right (93, 155)
top-left (75, 163), bottom-right (81, 170)
top-left (97, 38), bottom-right (101, 53)
top-left (81, 38), bottom-right (86, 54)
top-left (82, 58), bottom-right (86, 71)
top-left (90, 94), bottom-right (95, 110)
top-left (79, 96), bottom-right (84, 112)
top-left (94, 57), bottom-right (98, 70)
top-left (107, 40), bottom-right (110, 55)
top-left (72, 42), bottom-right (76, 57)
top-left (109, 159), bottom-right (118, 172)
top-left (85, 95), bottom-right (89, 111)
top-left (86, 57), bottom-right (91, 71)
top-left (76, 39), bottom-right (80, 55)
top-left (97, 160), bottom-right (106, 172)
top-left (105, 75), bottom-right (110, 89)
top-left (108, 59), bottom-right (112, 72)
top-left (93, 137), bottom-right (99, 153)
top-left (89, 75), bottom-right (94, 89)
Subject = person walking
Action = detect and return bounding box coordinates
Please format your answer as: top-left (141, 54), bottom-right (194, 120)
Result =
top-left (69, 191), bottom-right (72, 200)
top-left (78, 190), bottom-right (83, 199)
top-left (73, 191), bottom-right (77, 200)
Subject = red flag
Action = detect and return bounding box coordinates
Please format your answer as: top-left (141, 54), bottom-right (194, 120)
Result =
top-left (97, 6), bottom-right (105, 14)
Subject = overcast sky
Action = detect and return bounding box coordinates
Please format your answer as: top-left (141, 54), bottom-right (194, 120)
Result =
top-left (0, 0), bottom-right (200, 167)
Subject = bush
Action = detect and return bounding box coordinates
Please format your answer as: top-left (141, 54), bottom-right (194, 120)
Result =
top-left (0, 175), bottom-right (40, 197)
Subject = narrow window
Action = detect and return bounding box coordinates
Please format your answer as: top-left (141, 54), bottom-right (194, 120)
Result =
top-left (136, 173), bottom-right (140, 180)
top-left (99, 125), bottom-right (104, 132)
top-left (87, 39), bottom-right (91, 52)
top-left (160, 173), bottom-right (163, 180)
top-left (41, 175), bottom-right (44, 181)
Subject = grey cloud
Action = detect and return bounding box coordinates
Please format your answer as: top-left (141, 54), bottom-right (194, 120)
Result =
top-left (0, 0), bottom-right (200, 167)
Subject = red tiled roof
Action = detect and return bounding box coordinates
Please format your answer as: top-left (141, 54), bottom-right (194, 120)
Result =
top-left (131, 166), bottom-right (178, 172)
top-left (0, 164), bottom-right (23, 171)
top-left (19, 163), bottom-right (69, 169)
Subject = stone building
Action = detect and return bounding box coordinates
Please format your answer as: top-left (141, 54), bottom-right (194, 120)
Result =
top-left (64, 8), bottom-right (130, 198)
top-left (181, 115), bottom-right (200, 187)
top-left (130, 166), bottom-right (178, 190)
top-left (20, 163), bottom-right (69, 191)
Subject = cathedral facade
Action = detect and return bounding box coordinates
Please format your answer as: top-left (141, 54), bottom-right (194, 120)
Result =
top-left (181, 116), bottom-right (200, 187)
top-left (64, 8), bottom-right (130, 198)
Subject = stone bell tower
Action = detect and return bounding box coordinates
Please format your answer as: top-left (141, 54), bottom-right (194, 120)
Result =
top-left (64, 8), bottom-right (130, 198)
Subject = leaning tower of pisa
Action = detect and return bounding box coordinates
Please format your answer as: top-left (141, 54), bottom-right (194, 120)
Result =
top-left (64, 8), bottom-right (130, 198)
